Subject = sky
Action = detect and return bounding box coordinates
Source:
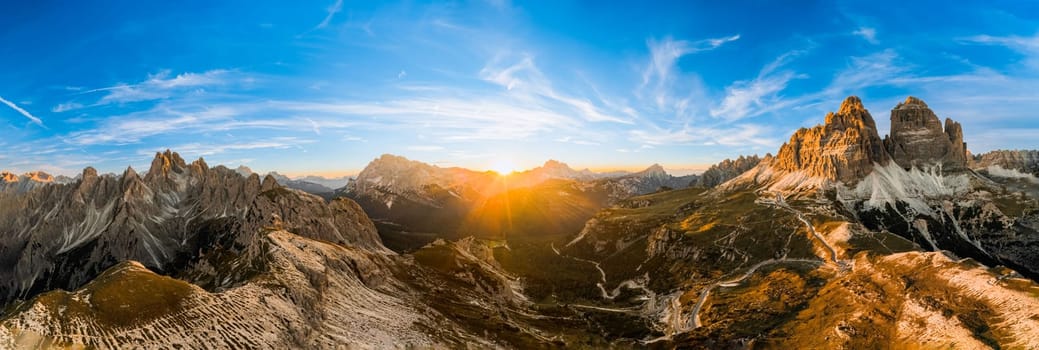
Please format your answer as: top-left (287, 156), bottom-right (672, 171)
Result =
top-left (1, 1), bottom-right (1038, 177)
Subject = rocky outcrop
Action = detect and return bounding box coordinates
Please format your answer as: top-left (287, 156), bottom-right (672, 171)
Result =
top-left (693, 155), bottom-right (762, 188)
top-left (771, 96), bottom-right (890, 182)
top-left (884, 97), bottom-right (968, 170)
top-left (971, 149), bottom-right (1039, 176)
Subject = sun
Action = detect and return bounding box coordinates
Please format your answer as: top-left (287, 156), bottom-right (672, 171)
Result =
top-left (490, 159), bottom-right (517, 175)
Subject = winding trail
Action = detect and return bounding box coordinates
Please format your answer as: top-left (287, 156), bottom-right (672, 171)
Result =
top-left (688, 258), bottom-right (821, 328)
top-left (678, 192), bottom-right (840, 335)
top-left (550, 242), bottom-right (655, 303)
top-left (762, 192), bottom-right (843, 266)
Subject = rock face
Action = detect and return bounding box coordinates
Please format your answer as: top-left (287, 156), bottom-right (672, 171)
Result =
top-left (693, 155), bottom-right (762, 188)
top-left (884, 96), bottom-right (968, 170)
top-left (751, 96), bottom-right (971, 188)
top-left (772, 96), bottom-right (890, 182)
top-left (0, 150), bottom-right (382, 304)
top-left (971, 150), bottom-right (1039, 176)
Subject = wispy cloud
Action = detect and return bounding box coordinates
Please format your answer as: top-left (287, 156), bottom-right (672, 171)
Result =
top-left (555, 136), bottom-right (600, 146)
top-left (961, 33), bottom-right (1039, 69)
top-left (821, 49), bottom-right (905, 98)
top-left (710, 72), bottom-right (797, 121)
top-left (315, 0), bottom-right (344, 29)
top-left (629, 123), bottom-right (775, 147)
top-left (82, 69), bottom-right (230, 104)
top-left (853, 27), bottom-right (878, 44)
top-left (0, 95), bottom-right (44, 126)
top-left (52, 102), bottom-right (83, 113)
top-left (710, 50), bottom-right (808, 121)
top-left (639, 35), bottom-right (739, 109)
top-left (962, 34), bottom-right (1039, 53)
top-left (65, 101), bottom-right (362, 146)
top-left (142, 138), bottom-right (315, 157)
top-left (480, 54), bottom-right (631, 124)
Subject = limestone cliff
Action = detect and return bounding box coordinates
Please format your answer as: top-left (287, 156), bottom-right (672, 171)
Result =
top-left (883, 96), bottom-right (968, 170)
top-left (771, 96), bottom-right (890, 182)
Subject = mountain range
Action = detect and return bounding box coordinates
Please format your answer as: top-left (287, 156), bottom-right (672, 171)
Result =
top-left (1, 96), bottom-right (1037, 348)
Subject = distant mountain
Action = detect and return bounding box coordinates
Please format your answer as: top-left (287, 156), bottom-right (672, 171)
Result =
top-left (234, 166), bottom-right (337, 196)
top-left (590, 163), bottom-right (698, 200)
top-left (971, 149), bottom-right (1039, 178)
top-left (691, 155), bottom-right (762, 188)
top-left (297, 174), bottom-right (352, 189)
top-left (0, 171), bottom-right (72, 194)
top-left (268, 171), bottom-right (335, 195)
top-left (510, 159), bottom-right (599, 182)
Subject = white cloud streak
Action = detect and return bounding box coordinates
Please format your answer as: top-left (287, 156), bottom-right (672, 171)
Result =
top-left (0, 95), bottom-right (43, 126)
top-left (82, 70), bottom-right (230, 104)
top-left (479, 55), bottom-right (632, 124)
top-left (639, 35), bottom-right (739, 110)
top-left (316, 0), bottom-right (344, 29)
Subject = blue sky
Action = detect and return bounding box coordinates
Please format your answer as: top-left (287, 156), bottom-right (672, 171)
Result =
top-left (2, 1), bottom-right (1038, 176)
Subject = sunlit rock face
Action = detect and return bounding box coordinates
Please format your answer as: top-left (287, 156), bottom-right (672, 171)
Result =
top-left (771, 96), bottom-right (890, 183)
top-left (884, 96), bottom-right (969, 171)
top-left (0, 170), bottom-right (65, 194)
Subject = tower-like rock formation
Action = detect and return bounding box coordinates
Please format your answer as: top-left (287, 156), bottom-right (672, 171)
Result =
top-left (884, 97), bottom-right (968, 170)
top-left (772, 96), bottom-right (890, 182)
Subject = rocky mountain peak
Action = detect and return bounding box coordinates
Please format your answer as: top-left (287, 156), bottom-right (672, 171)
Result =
top-left (826, 96), bottom-right (878, 131)
top-left (1, 171), bottom-right (17, 183)
top-left (235, 165), bottom-right (254, 176)
top-left (261, 174), bottom-right (280, 192)
top-left (772, 96), bottom-right (889, 182)
top-left (836, 95), bottom-right (865, 116)
top-left (190, 158), bottom-right (208, 176)
top-left (884, 96), bottom-right (967, 170)
top-left (639, 164), bottom-right (667, 177)
top-left (895, 96), bottom-right (929, 109)
top-left (695, 155), bottom-right (762, 188)
top-left (146, 149), bottom-right (188, 180)
top-left (82, 167), bottom-right (99, 183)
top-left (121, 166), bottom-right (141, 185)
